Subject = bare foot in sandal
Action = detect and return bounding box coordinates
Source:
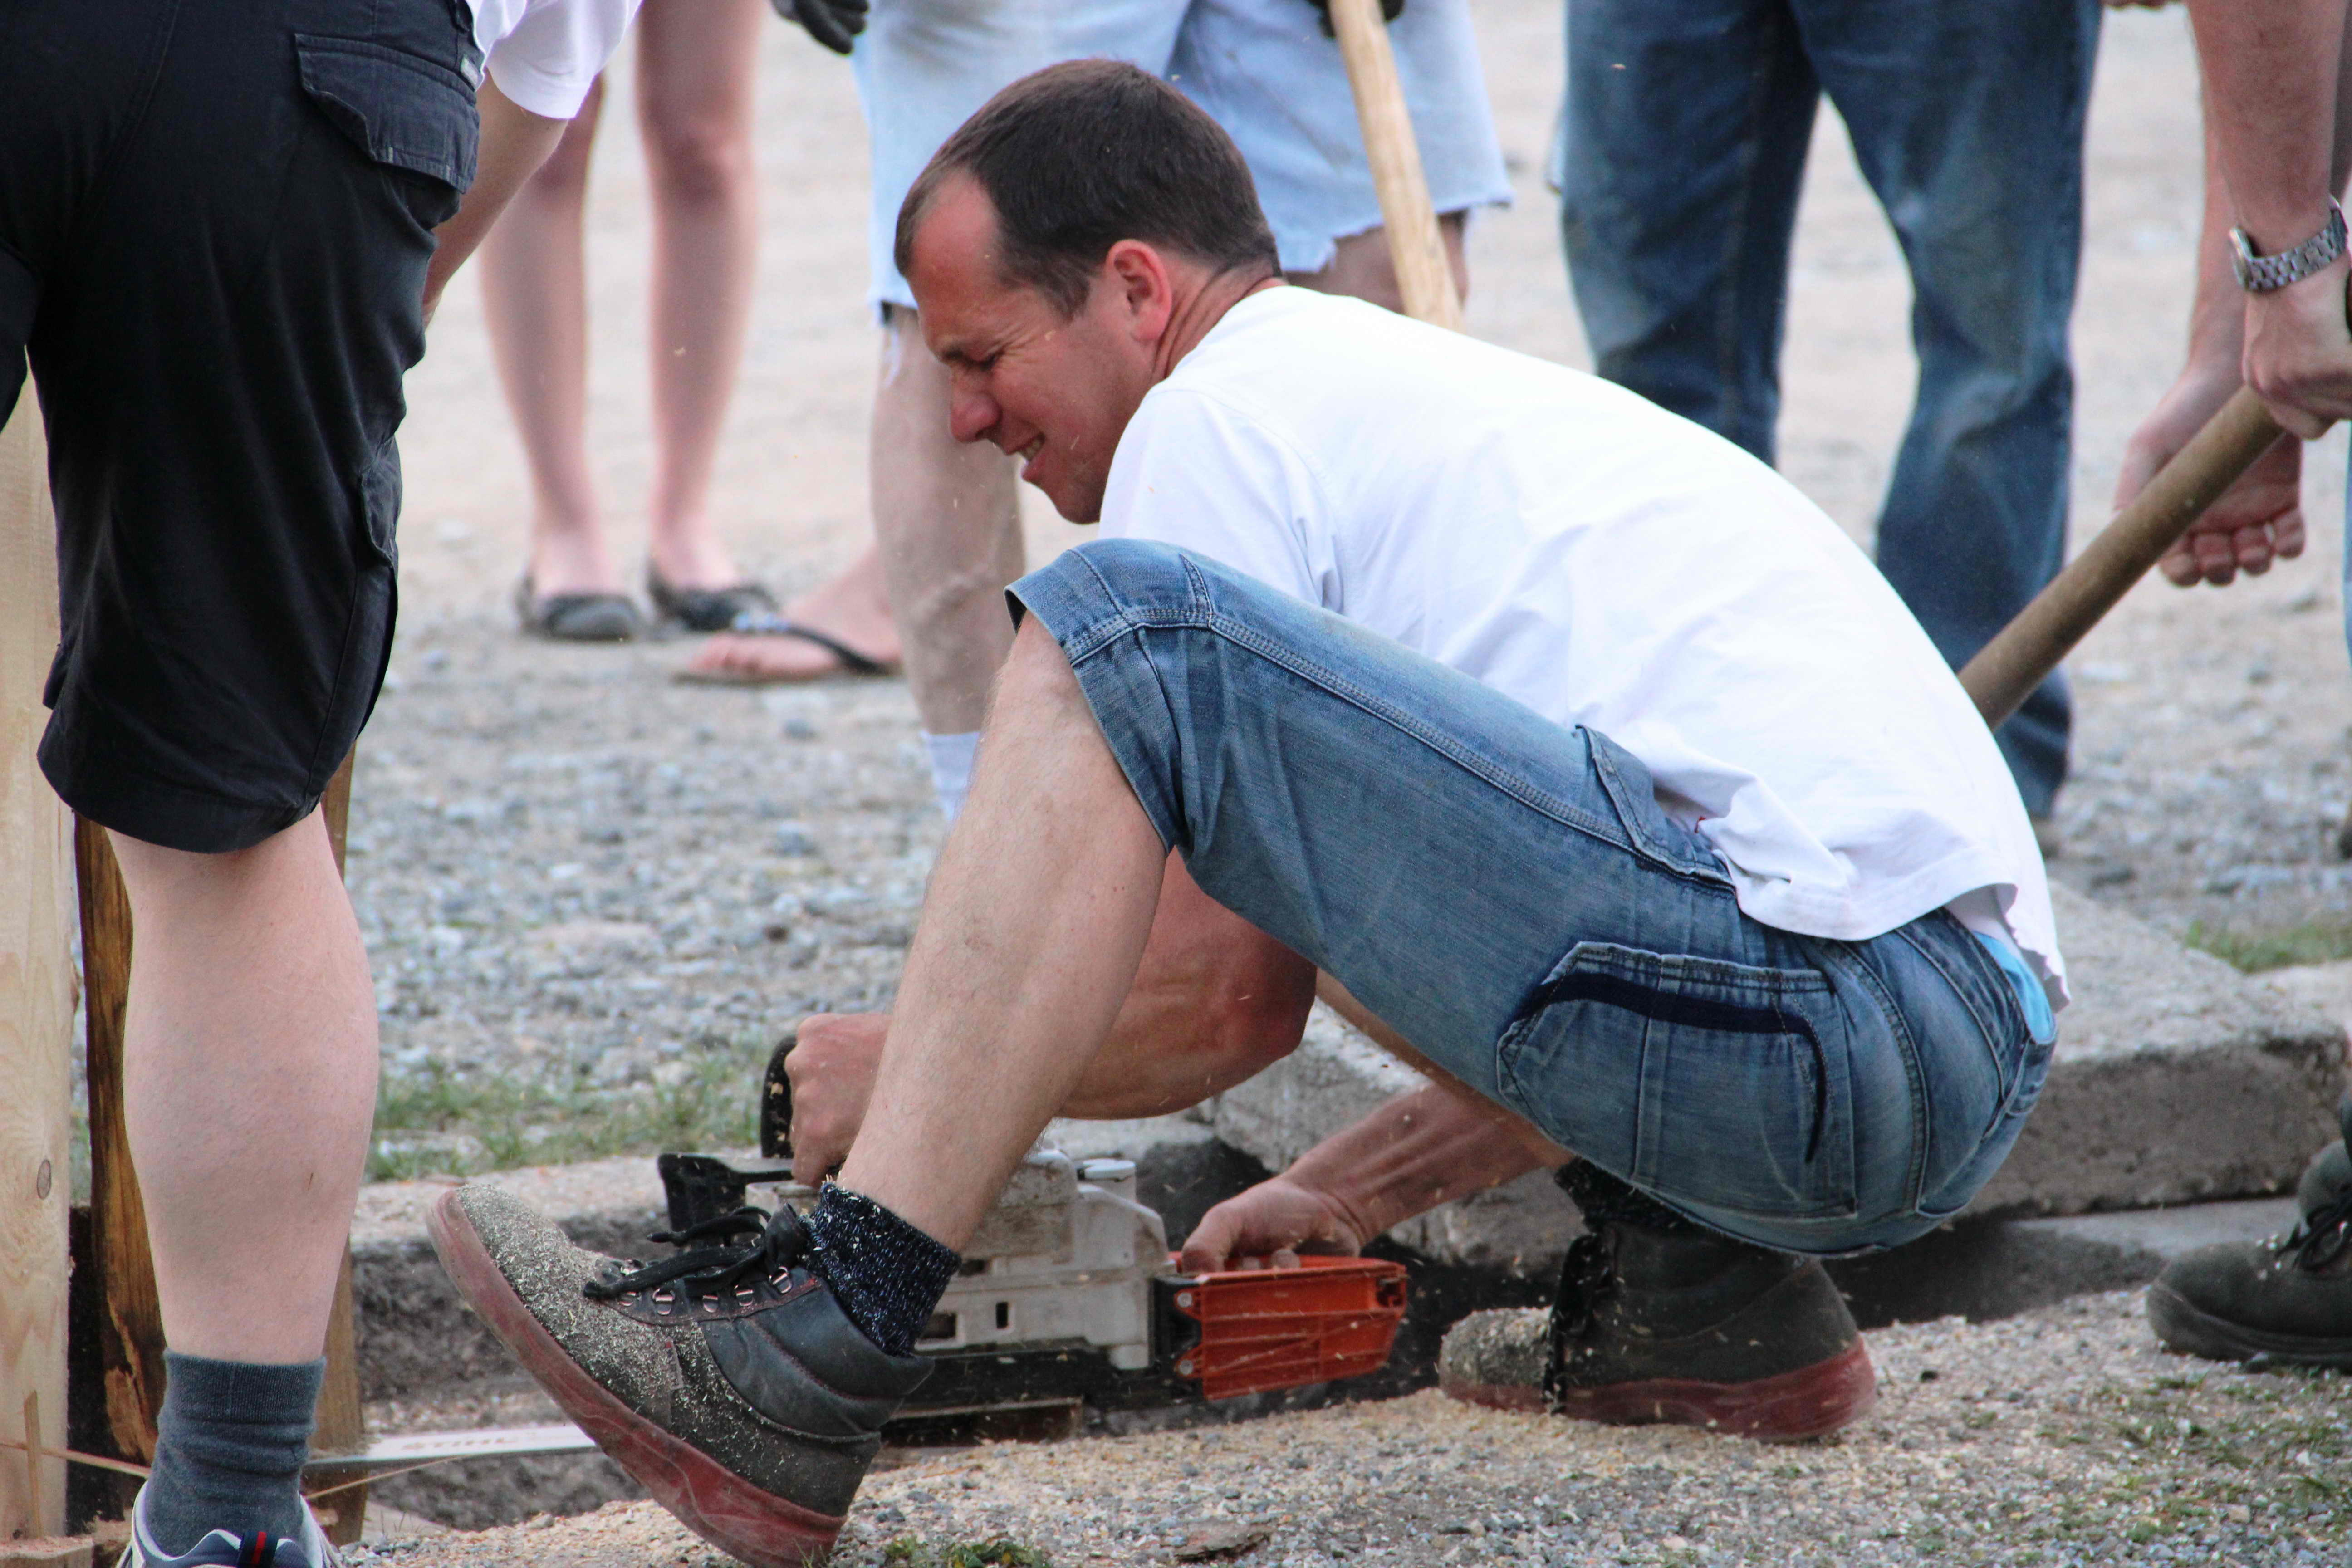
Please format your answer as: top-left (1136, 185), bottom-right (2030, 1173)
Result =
top-left (678, 545), bottom-right (903, 684)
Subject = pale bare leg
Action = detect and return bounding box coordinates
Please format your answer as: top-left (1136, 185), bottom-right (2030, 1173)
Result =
top-left (113, 812), bottom-right (377, 1363)
top-left (836, 617), bottom-right (1163, 1248)
top-left (1287, 212), bottom-right (1470, 313)
top-left (480, 85), bottom-right (615, 599)
top-left (637, 0), bottom-right (761, 592)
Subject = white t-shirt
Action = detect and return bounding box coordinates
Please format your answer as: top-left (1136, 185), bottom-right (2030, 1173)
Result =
top-left (470, 0), bottom-right (639, 119)
top-left (1100, 287), bottom-right (2066, 1007)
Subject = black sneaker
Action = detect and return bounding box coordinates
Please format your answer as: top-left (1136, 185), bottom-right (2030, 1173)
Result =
top-left (2146, 1097), bottom-right (2352, 1368)
top-left (427, 1184), bottom-right (930, 1567)
top-left (1439, 1165), bottom-right (1876, 1441)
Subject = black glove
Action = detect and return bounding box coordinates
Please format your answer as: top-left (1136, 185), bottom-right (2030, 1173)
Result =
top-left (771, 0), bottom-right (867, 55)
top-left (1305, 0), bottom-right (1404, 39)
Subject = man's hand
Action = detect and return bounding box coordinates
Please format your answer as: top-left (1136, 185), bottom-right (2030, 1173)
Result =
top-left (782, 1012), bottom-right (888, 1182)
top-left (1178, 1176), bottom-right (1367, 1273)
top-left (771, 0), bottom-right (867, 54)
top-left (2243, 250), bottom-right (2352, 440)
top-left (2115, 364), bottom-right (2303, 587)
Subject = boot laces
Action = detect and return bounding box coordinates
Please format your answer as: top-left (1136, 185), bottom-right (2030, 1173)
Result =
top-left (2278, 1189), bottom-right (2352, 1274)
top-left (1540, 1230), bottom-right (1617, 1407)
top-left (581, 1204), bottom-right (814, 1301)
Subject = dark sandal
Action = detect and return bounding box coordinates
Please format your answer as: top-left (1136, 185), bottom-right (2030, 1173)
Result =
top-left (515, 577), bottom-right (643, 642)
top-left (647, 568), bottom-right (778, 633)
top-left (671, 611), bottom-right (897, 685)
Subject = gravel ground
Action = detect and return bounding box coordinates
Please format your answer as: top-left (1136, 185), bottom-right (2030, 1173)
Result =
top-left (344, 1292), bottom-right (2347, 1568)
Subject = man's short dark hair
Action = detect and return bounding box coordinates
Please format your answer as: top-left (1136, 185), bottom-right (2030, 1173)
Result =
top-left (894, 60), bottom-right (1281, 315)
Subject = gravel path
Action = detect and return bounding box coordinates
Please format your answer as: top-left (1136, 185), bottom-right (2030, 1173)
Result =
top-left (347, 1292), bottom-right (2347, 1568)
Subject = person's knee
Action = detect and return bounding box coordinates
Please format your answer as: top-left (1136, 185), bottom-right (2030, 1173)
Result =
top-left (105, 810), bottom-right (339, 911)
top-left (644, 116), bottom-right (754, 207)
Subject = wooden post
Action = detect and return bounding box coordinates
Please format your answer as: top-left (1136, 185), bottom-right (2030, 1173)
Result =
top-left (1327, 0), bottom-right (1464, 331)
top-left (0, 386), bottom-right (75, 1540)
top-left (309, 753), bottom-right (367, 1547)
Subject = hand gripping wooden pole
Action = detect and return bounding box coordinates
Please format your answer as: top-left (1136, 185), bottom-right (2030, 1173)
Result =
top-left (1959, 386), bottom-right (2286, 729)
top-left (1326, 0), bottom-right (1464, 331)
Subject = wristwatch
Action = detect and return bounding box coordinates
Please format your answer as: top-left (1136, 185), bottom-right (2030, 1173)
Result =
top-left (2230, 199), bottom-right (2347, 292)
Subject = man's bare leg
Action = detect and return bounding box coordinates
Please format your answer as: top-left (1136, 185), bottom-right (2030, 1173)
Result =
top-left (1287, 214), bottom-right (1470, 314)
top-left (834, 617), bottom-right (1161, 1248)
top-left (113, 809), bottom-right (377, 1362)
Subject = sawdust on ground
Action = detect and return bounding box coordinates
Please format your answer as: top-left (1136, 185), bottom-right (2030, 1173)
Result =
top-left (346, 1292), bottom-right (2346, 1568)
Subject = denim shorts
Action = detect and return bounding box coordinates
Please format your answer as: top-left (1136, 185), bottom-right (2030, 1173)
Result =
top-left (1010, 539), bottom-right (2054, 1255)
top-left (849, 0), bottom-right (1511, 309)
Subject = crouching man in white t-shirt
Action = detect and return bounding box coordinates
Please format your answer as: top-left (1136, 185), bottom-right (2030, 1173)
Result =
top-left (428, 60), bottom-right (2065, 1558)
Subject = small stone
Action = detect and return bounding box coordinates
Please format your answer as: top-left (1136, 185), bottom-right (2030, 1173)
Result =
top-left (775, 822), bottom-right (821, 856)
top-left (1172, 1521), bottom-right (1271, 1561)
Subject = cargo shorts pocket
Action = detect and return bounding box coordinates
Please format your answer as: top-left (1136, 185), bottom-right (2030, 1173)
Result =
top-left (1499, 942), bottom-right (1860, 1220)
top-left (294, 34), bottom-right (480, 227)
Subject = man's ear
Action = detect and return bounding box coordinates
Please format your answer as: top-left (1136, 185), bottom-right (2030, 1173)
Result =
top-left (1103, 240), bottom-right (1176, 344)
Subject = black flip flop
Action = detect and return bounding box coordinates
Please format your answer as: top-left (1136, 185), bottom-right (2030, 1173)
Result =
top-left (671, 610), bottom-right (896, 684)
top-left (646, 568), bottom-right (778, 633)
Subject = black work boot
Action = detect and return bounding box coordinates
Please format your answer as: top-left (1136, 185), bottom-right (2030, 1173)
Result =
top-left (2146, 1095), bottom-right (2352, 1368)
top-left (428, 1185), bottom-right (931, 1567)
top-left (1439, 1164), bottom-right (1876, 1441)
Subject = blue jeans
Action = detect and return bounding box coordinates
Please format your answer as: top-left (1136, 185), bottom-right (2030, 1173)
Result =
top-left (1555, 0), bottom-right (2102, 818)
top-left (1012, 541), bottom-right (2053, 1255)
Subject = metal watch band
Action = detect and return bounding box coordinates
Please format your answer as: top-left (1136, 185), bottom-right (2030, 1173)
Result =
top-left (2231, 199), bottom-right (2348, 292)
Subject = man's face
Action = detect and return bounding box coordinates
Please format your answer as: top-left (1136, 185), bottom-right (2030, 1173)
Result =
top-left (906, 177), bottom-right (1163, 523)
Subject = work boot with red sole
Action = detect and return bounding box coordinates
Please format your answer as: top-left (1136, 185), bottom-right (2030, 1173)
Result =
top-left (427, 1184), bottom-right (930, 1568)
top-left (1439, 1165), bottom-right (1875, 1441)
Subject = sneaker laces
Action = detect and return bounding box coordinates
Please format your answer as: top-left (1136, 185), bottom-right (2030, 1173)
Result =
top-left (581, 1204), bottom-right (814, 1302)
top-left (2278, 1187), bottom-right (2352, 1274)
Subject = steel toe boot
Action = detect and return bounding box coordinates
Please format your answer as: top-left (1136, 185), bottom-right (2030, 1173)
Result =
top-left (2147, 1095), bottom-right (2352, 1368)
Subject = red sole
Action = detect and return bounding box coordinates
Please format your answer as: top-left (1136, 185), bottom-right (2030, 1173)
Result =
top-left (428, 1189), bottom-right (846, 1567)
top-left (1442, 1338), bottom-right (1878, 1441)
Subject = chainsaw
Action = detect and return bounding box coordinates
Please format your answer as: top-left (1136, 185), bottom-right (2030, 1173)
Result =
top-left (650, 1044), bottom-right (1410, 1436)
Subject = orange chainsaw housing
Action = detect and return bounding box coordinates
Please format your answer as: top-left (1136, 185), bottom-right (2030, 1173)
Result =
top-left (1162, 1255), bottom-right (1410, 1401)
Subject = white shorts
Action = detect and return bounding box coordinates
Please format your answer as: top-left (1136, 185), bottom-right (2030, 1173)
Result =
top-left (850, 0), bottom-right (1511, 309)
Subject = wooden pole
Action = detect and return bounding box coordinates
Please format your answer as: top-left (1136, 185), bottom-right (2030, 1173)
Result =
top-left (1959, 387), bottom-right (2285, 728)
top-left (309, 752), bottom-right (367, 1548)
top-left (0, 387), bottom-right (74, 1541)
top-left (1326, 0), bottom-right (1464, 331)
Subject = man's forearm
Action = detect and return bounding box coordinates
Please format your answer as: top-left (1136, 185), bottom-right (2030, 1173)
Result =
top-left (421, 79), bottom-right (568, 321)
top-left (1282, 1082), bottom-right (1567, 1244)
top-left (2188, 0), bottom-right (2345, 247)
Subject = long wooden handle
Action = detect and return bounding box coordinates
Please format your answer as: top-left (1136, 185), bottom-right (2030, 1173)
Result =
top-left (1959, 385), bottom-right (2284, 728)
top-left (1326, 0), bottom-right (1463, 331)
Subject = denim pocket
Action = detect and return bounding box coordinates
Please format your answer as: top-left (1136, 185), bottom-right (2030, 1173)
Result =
top-left (1499, 941), bottom-right (1859, 1220)
top-left (294, 34), bottom-right (480, 225)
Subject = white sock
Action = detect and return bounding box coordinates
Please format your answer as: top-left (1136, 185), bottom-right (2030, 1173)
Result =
top-left (921, 730), bottom-right (980, 823)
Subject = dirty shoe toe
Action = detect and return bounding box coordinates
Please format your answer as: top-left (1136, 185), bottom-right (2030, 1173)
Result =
top-left (427, 1183), bottom-right (930, 1567)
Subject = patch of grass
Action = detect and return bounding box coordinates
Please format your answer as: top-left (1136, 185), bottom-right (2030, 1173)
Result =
top-left (2182, 918), bottom-right (2352, 973)
top-left (367, 1030), bottom-right (769, 1180)
top-left (881, 1540), bottom-right (1049, 1568)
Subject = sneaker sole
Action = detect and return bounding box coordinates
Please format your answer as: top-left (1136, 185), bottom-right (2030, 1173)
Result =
top-left (427, 1189), bottom-right (846, 1567)
top-left (2147, 1282), bottom-right (2352, 1369)
top-left (1441, 1338), bottom-right (1877, 1441)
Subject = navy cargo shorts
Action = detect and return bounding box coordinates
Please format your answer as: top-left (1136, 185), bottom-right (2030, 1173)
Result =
top-left (1, 0), bottom-right (480, 852)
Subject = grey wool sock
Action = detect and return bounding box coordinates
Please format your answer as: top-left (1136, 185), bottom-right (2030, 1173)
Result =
top-left (141, 1352), bottom-right (322, 1554)
top-left (803, 1182), bottom-right (961, 1356)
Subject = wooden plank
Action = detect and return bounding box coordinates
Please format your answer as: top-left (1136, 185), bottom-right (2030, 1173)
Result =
top-left (308, 750), bottom-right (366, 1548)
top-left (0, 385), bottom-right (76, 1540)
top-left (74, 821), bottom-right (160, 1473)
